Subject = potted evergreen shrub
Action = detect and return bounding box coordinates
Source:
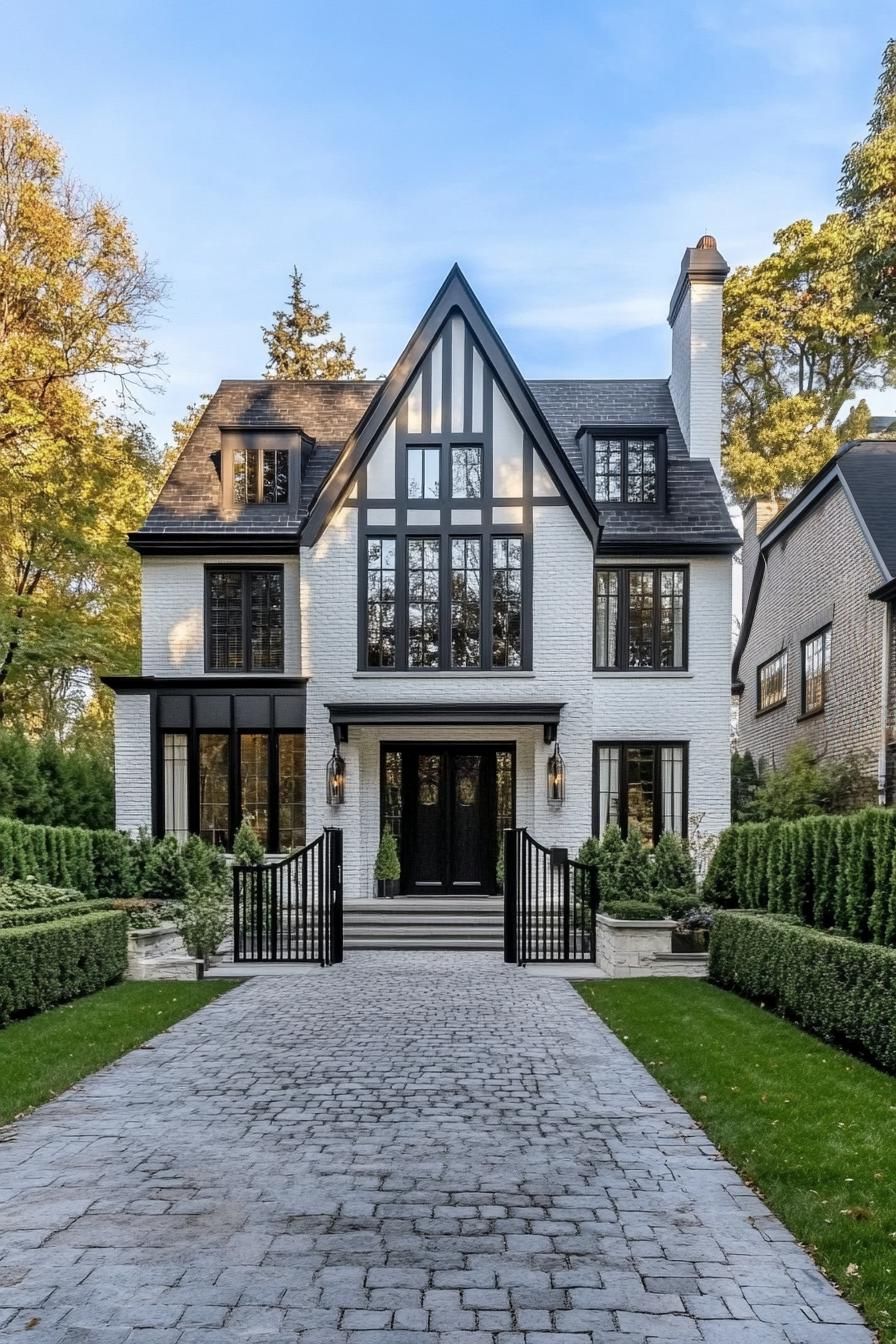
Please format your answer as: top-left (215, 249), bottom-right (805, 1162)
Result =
top-left (374, 829), bottom-right (400, 899)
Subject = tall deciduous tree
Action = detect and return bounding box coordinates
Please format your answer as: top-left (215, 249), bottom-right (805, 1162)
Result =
top-left (840, 39), bottom-right (896, 343)
top-left (722, 214), bottom-right (893, 503)
top-left (262, 268), bottom-right (366, 379)
top-left (0, 110), bottom-right (165, 729)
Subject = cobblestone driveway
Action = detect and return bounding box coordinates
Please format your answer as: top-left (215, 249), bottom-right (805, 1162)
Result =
top-left (0, 952), bottom-right (871, 1343)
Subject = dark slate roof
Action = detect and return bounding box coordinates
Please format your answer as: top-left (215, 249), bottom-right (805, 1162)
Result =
top-left (136, 374), bottom-right (738, 552)
top-left (139, 380), bottom-right (381, 536)
top-left (837, 439), bottom-right (896, 585)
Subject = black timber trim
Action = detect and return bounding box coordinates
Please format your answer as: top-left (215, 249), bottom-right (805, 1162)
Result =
top-left (101, 675), bottom-right (307, 694)
top-left (326, 701), bottom-right (564, 731)
top-left (128, 532), bottom-right (299, 555)
top-left (300, 265), bottom-right (601, 547)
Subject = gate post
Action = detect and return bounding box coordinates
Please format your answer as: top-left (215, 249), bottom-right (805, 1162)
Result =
top-left (330, 828), bottom-right (344, 965)
top-left (232, 865), bottom-right (242, 963)
top-left (503, 828), bottom-right (517, 963)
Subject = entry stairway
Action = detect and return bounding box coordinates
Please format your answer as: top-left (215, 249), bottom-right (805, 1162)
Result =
top-left (342, 898), bottom-right (504, 951)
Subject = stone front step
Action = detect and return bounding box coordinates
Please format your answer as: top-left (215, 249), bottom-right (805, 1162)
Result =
top-left (343, 897), bottom-right (504, 950)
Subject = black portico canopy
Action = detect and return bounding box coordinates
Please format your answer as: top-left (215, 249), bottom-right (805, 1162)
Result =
top-left (325, 701), bottom-right (566, 744)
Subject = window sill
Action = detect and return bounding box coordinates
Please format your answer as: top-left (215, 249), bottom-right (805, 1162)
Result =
top-left (755, 702), bottom-right (787, 719)
top-left (592, 670), bottom-right (692, 679)
top-left (797, 707), bottom-right (826, 722)
top-left (353, 670), bottom-right (536, 679)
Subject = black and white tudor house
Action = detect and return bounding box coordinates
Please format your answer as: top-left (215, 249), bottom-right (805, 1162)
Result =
top-left (103, 239), bottom-right (739, 901)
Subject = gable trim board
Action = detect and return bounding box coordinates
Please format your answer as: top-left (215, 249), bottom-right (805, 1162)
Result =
top-left (300, 265), bottom-right (601, 549)
top-left (732, 446), bottom-right (896, 691)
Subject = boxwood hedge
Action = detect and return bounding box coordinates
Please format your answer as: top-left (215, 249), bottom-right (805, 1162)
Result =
top-left (0, 899), bottom-right (115, 928)
top-left (0, 910), bottom-right (129, 1025)
top-left (709, 910), bottom-right (896, 1073)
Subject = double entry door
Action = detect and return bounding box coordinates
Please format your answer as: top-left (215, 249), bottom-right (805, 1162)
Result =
top-left (384, 745), bottom-right (513, 897)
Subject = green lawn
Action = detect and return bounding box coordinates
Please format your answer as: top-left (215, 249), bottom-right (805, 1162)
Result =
top-left (0, 979), bottom-right (241, 1126)
top-left (577, 978), bottom-right (896, 1342)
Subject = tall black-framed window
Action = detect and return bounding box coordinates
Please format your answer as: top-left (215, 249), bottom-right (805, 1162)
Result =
top-left (450, 537), bottom-right (481, 668)
top-left (589, 433), bottom-right (663, 505)
top-left (492, 535), bottom-right (523, 668)
top-left (366, 538), bottom-right (397, 668)
top-left (595, 567), bottom-right (687, 670)
top-left (801, 626), bottom-right (832, 716)
top-left (233, 446), bottom-right (290, 504)
top-left (757, 649), bottom-right (788, 713)
top-left (593, 742), bottom-right (687, 844)
top-left (164, 728), bottom-right (305, 852)
top-left (206, 566), bottom-right (284, 673)
top-left (407, 537), bottom-right (441, 667)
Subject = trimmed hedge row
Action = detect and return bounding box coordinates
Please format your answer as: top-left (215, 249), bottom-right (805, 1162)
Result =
top-left (709, 910), bottom-right (896, 1073)
top-left (0, 817), bottom-right (134, 901)
top-left (0, 899), bottom-right (115, 928)
top-left (703, 808), bottom-right (896, 945)
top-left (0, 911), bottom-right (129, 1025)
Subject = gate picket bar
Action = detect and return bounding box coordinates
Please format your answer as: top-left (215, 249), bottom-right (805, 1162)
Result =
top-left (232, 827), bottom-right (343, 965)
top-left (503, 827), bottom-right (598, 964)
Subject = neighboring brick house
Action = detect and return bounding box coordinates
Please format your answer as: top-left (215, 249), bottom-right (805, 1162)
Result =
top-left (103, 239), bottom-right (739, 899)
top-left (733, 439), bottom-right (896, 802)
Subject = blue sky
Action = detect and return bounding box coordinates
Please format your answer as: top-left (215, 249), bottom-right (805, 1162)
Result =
top-left (3, 0), bottom-right (894, 443)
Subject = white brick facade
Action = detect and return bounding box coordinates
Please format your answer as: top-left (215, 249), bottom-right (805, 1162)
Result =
top-left (114, 694), bottom-right (152, 834)
top-left (669, 276), bottom-right (725, 483)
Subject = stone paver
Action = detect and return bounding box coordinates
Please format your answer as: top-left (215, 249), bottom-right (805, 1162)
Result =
top-left (0, 952), bottom-right (871, 1342)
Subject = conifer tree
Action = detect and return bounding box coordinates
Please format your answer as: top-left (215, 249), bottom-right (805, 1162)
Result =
top-left (262, 269), bottom-right (366, 380)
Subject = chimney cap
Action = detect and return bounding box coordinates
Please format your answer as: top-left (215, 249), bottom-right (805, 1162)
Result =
top-left (668, 234), bottom-right (730, 325)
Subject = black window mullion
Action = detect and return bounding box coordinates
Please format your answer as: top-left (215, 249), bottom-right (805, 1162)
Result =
top-left (653, 745), bottom-right (662, 845)
top-left (652, 569), bottom-right (661, 669)
top-left (242, 571), bottom-right (252, 671)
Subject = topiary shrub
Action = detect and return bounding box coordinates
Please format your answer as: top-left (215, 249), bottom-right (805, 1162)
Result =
top-left (233, 817), bottom-right (264, 865)
top-left (701, 826), bottom-right (739, 907)
top-left (592, 825), bottom-right (623, 904)
top-left (614, 828), bottom-right (652, 902)
top-left (654, 887), bottom-right (701, 920)
top-left (141, 835), bottom-right (190, 902)
top-left (373, 829), bottom-right (400, 880)
top-left (601, 898), bottom-right (666, 920)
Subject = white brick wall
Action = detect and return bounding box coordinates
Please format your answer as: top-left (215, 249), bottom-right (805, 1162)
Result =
top-left (141, 554), bottom-right (300, 675)
top-left (669, 281), bottom-right (724, 483)
top-left (593, 554), bottom-right (733, 838)
top-left (114, 694), bottom-right (152, 834)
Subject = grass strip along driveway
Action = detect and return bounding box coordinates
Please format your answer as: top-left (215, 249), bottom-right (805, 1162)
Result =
top-left (577, 977), bottom-right (896, 1343)
top-left (0, 979), bottom-right (240, 1126)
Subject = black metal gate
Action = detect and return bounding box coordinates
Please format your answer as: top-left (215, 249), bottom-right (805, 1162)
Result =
top-left (232, 828), bottom-right (343, 965)
top-left (503, 827), bottom-right (597, 964)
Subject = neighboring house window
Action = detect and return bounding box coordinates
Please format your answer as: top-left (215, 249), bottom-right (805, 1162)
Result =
top-left (594, 567), bottom-right (687, 670)
top-left (492, 536), bottom-right (523, 668)
top-left (757, 650), bottom-right (788, 713)
top-left (206, 567), bottom-right (284, 673)
top-left (594, 742), bottom-right (687, 843)
top-left (233, 446), bottom-right (289, 504)
top-left (802, 626), bottom-right (832, 715)
top-left (407, 537), bottom-right (441, 667)
top-left (164, 730), bottom-right (305, 852)
top-left (593, 435), bottom-right (659, 504)
top-left (366, 538), bottom-right (397, 668)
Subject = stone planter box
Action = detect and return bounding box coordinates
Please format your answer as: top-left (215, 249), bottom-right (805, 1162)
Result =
top-left (595, 913), bottom-right (707, 978)
top-left (126, 925), bottom-right (203, 982)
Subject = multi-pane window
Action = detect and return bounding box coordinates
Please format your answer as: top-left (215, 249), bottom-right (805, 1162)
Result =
top-left (366, 538), bottom-right (397, 668)
top-left (207, 567), bottom-right (284, 673)
top-left (233, 447), bottom-right (289, 504)
top-left (406, 446), bottom-right (440, 499)
top-left (450, 538), bottom-right (481, 668)
top-left (802, 627), bottom-right (831, 715)
top-left (451, 445), bottom-right (482, 498)
top-left (407, 538), bottom-right (441, 667)
top-left (166, 730), bottom-right (305, 853)
top-left (593, 435), bottom-right (659, 504)
top-left (594, 567), bottom-right (687, 670)
top-left (758, 650), bottom-right (788, 712)
top-left (492, 536), bottom-right (523, 668)
top-left (594, 742), bottom-right (686, 843)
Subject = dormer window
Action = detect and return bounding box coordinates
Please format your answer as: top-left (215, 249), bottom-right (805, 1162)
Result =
top-left (221, 430), bottom-right (301, 509)
top-left (583, 429), bottom-right (665, 506)
top-left (233, 446), bottom-right (289, 504)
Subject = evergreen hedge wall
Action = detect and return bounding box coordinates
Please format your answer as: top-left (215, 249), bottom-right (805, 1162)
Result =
top-left (709, 911), bottom-right (896, 1073)
top-left (703, 808), bottom-right (896, 945)
top-left (0, 911), bottom-right (129, 1025)
top-left (0, 817), bottom-right (134, 902)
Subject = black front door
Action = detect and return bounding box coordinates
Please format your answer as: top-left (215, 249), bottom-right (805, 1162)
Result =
top-left (387, 745), bottom-right (511, 896)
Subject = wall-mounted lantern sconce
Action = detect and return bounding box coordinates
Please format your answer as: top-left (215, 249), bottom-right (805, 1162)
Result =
top-left (547, 741), bottom-right (565, 807)
top-left (327, 748), bottom-right (345, 805)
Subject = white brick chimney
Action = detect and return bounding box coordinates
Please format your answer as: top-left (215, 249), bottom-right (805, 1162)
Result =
top-left (668, 235), bottom-right (729, 483)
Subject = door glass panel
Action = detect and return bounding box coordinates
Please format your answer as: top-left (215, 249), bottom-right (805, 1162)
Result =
top-left (383, 751), bottom-right (403, 850)
top-left (414, 753), bottom-right (443, 885)
top-left (451, 754), bottom-right (482, 886)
